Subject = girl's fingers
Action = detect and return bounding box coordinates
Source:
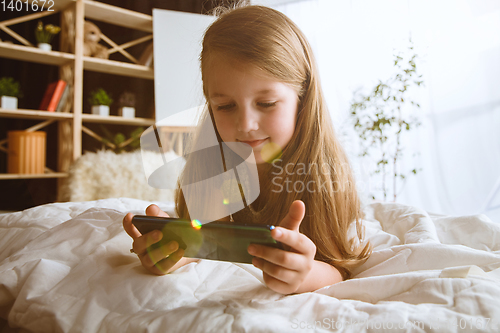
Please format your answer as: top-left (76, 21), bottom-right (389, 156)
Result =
top-left (278, 200), bottom-right (305, 232)
top-left (123, 212), bottom-right (141, 239)
top-left (249, 244), bottom-right (305, 271)
top-left (271, 227), bottom-right (316, 256)
top-left (147, 248), bottom-right (185, 275)
top-left (125, 204), bottom-right (170, 242)
top-left (253, 257), bottom-right (297, 282)
top-left (124, 205), bottom-right (169, 240)
top-left (146, 204), bottom-right (169, 217)
top-left (141, 241), bottom-right (181, 268)
top-left (132, 230), bottom-right (163, 255)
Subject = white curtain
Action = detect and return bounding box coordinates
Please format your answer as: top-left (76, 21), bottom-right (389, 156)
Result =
top-left (273, 0), bottom-right (500, 222)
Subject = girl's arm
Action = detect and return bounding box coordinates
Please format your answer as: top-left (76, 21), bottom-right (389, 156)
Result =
top-left (294, 260), bottom-right (343, 294)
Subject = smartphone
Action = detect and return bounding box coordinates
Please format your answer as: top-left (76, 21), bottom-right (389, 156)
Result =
top-left (132, 215), bottom-right (283, 264)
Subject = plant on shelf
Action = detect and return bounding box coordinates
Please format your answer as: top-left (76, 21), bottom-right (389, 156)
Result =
top-left (0, 77), bottom-right (22, 110)
top-left (118, 91), bottom-right (136, 118)
top-left (350, 40), bottom-right (424, 202)
top-left (99, 125), bottom-right (144, 153)
top-left (89, 88), bottom-right (113, 116)
top-left (35, 21), bottom-right (61, 51)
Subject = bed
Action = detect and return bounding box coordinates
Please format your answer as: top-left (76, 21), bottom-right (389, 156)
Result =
top-left (1, 198), bottom-right (499, 332)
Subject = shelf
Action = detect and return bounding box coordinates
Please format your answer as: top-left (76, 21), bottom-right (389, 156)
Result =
top-left (25, 0), bottom-right (153, 32)
top-left (0, 42), bottom-right (75, 66)
top-left (82, 114), bottom-right (155, 126)
top-left (83, 56), bottom-right (154, 80)
top-left (29, 0), bottom-right (74, 11)
top-left (0, 172), bottom-right (69, 180)
top-left (0, 41), bottom-right (152, 80)
top-left (37, 0), bottom-right (151, 32)
top-left (84, 1), bottom-right (153, 33)
top-left (0, 109), bottom-right (73, 120)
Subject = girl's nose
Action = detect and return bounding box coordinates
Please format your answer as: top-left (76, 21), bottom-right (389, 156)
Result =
top-left (236, 106), bottom-right (259, 133)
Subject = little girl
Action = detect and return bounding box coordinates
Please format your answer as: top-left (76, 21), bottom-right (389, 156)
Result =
top-left (123, 4), bottom-right (371, 295)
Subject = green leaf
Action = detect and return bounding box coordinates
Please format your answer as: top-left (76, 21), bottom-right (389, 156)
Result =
top-left (114, 133), bottom-right (126, 145)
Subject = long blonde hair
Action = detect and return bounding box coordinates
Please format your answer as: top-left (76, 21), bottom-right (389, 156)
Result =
top-left (175, 5), bottom-right (371, 279)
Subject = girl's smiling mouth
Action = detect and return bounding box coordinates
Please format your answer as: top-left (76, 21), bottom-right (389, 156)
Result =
top-left (237, 138), bottom-right (269, 148)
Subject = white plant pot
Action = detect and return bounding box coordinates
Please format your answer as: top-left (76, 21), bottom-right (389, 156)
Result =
top-left (37, 43), bottom-right (52, 51)
top-left (1, 96), bottom-right (18, 109)
top-left (91, 105), bottom-right (109, 116)
top-left (118, 106), bottom-right (135, 118)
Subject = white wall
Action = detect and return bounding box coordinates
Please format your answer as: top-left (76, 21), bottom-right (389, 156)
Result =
top-left (273, 0), bottom-right (500, 222)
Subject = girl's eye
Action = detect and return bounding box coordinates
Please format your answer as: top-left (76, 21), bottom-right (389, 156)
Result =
top-left (258, 101), bottom-right (277, 108)
top-left (216, 104), bottom-right (235, 111)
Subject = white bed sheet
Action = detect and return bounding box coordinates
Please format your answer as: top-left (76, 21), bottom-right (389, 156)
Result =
top-left (1, 198), bottom-right (499, 332)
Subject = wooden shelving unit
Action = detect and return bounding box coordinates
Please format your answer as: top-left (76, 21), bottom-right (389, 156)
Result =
top-left (0, 0), bottom-right (155, 184)
top-left (83, 56), bottom-right (154, 79)
top-left (0, 41), bottom-right (75, 65)
top-left (81, 114), bottom-right (155, 126)
top-left (0, 108), bottom-right (73, 121)
top-left (0, 173), bottom-right (69, 180)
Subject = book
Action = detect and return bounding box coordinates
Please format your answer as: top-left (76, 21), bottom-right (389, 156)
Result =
top-left (39, 80), bottom-right (67, 112)
top-left (56, 84), bottom-right (70, 112)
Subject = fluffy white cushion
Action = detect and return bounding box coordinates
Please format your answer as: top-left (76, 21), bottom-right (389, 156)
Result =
top-left (63, 150), bottom-right (184, 202)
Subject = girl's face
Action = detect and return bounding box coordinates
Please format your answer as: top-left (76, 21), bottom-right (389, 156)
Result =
top-left (206, 57), bottom-right (299, 164)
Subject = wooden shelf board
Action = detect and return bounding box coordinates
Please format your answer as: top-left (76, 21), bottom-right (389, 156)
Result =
top-left (84, 1), bottom-right (152, 33)
top-left (0, 109), bottom-right (73, 120)
top-left (0, 42), bottom-right (75, 66)
top-left (27, 0), bottom-right (74, 11)
top-left (82, 114), bottom-right (155, 126)
top-left (159, 126), bottom-right (196, 133)
top-left (0, 172), bottom-right (69, 180)
top-left (25, 0), bottom-right (152, 33)
top-left (83, 56), bottom-right (154, 80)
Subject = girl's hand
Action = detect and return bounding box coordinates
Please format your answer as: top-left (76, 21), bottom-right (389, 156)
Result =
top-left (123, 204), bottom-right (185, 275)
top-left (248, 200), bottom-right (316, 294)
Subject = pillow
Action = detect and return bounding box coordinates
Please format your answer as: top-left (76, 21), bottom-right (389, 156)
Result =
top-left (62, 150), bottom-right (185, 203)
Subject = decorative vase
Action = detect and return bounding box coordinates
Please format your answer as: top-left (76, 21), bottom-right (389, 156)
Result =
top-left (37, 43), bottom-right (52, 51)
top-left (0, 96), bottom-right (18, 109)
top-left (8, 131), bottom-right (46, 174)
top-left (118, 106), bottom-right (135, 118)
top-left (91, 105), bottom-right (109, 116)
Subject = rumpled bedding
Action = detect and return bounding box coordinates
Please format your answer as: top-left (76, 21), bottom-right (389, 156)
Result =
top-left (1, 198), bottom-right (499, 332)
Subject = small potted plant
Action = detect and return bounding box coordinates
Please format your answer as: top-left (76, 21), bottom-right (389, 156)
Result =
top-left (100, 125), bottom-right (144, 153)
top-left (118, 91), bottom-right (136, 118)
top-left (89, 88), bottom-right (113, 116)
top-left (35, 21), bottom-right (61, 51)
top-left (0, 77), bottom-right (22, 109)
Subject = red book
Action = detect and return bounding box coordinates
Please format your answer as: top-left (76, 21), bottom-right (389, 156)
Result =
top-left (39, 80), bottom-right (67, 112)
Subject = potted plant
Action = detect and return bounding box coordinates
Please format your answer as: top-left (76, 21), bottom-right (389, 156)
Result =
top-left (0, 77), bottom-right (22, 109)
top-left (35, 21), bottom-right (61, 51)
top-left (118, 91), bottom-right (136, 118)
top-left (350, 40), bottom-right (424, 202)
top-left (89, 88), bottom-right (113, 116)
top-left (100, 125), bottom-right (144, 153)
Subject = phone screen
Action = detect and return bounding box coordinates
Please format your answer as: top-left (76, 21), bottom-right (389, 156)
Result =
top-left (132, 216), bottom-right (282, 264)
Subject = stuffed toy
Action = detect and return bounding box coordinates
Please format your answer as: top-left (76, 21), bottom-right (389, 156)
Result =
top-left (83, 21), bottom-right (108, 59)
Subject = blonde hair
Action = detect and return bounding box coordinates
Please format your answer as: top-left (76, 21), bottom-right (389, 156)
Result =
top-left (175, 5), bottom-right (371, 279)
